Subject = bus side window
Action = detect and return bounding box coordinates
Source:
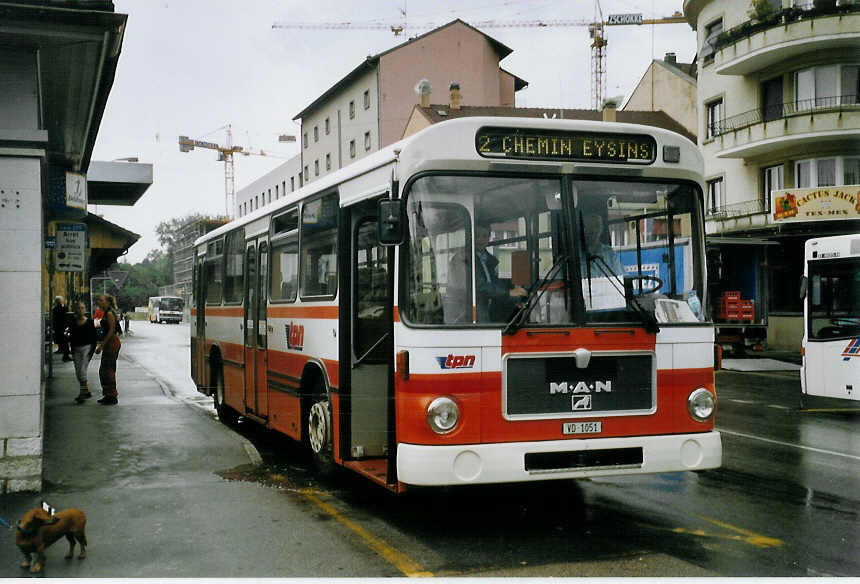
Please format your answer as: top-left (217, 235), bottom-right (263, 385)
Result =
top-left (223, 228), bottom-right (245, 304)
top-left (271, 236), bottom-right (298, 302)
top-left (301, 193), bottom-right (338, 298)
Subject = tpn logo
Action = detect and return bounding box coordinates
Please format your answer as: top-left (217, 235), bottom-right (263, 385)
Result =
top-left (842, 338), bottom-right (860, 361)
top-left (285, 322), bottom-right (304, 351)
top-left (435, 354), bottom-right (476, 369)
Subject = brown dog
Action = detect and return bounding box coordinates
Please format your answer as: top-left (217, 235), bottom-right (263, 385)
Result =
top-left (15, 507), bottom-right (87, 573)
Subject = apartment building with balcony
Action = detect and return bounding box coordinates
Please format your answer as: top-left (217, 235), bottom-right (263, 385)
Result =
top-left (684, 0), bottom-right (860, 351)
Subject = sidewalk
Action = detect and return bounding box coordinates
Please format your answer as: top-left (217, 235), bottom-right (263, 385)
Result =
top-left (0, 352), bottom-right (392, 577)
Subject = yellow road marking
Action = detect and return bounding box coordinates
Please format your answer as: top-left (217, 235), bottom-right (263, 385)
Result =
top-left (693, 514), bottom-right (784, 548)
top-left (299, 488), bottom-right (433, 577)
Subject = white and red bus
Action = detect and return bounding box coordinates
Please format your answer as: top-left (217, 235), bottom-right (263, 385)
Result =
top-left (191, 117), bottom-right (721, 491)
top-left (801, 234), bottom-right (860, 408)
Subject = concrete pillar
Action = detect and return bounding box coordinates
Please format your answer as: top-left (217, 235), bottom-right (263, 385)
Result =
top-left (0, 156), bottom-right (44, 493)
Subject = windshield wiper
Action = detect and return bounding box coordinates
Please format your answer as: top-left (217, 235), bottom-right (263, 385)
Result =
top-left (587, 254), bottom-right (660, 334)
top-left (577, 213), bottom-right (659, 333)
top-left (502, 254), bottom-right (569, 335)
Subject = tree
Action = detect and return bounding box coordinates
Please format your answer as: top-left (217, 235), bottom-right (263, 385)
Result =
top-left (155, 213), bottom-right (203, 282)
top-left (104, 251), bottom-right (172, 311)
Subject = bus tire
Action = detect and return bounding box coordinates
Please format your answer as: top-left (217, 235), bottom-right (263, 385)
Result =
top-left (213, 366), bottom-right (238, 426)
top-left (305, 391), bottom-right (335, 476)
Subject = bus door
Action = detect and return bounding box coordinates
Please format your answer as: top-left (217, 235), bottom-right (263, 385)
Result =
top-left (193, 256), bottom-right (207, 388)
top-left (243, 240), bottom-right (269, 418)
top-left (341, 201), bottom-right (394, 471)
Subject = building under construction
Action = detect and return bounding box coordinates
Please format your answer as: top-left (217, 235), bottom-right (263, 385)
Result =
top-left (161, 216), bottom-right (228, 305)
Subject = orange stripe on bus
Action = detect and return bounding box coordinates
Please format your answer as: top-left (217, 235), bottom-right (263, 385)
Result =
top-left (268, 305), bottom-right (339, 319)
top-left (201, 306), bottom-right (244, 317)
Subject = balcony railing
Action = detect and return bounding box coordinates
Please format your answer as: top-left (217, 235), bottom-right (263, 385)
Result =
top-left (707, 198), bottom-right (770, 219)
top-left (709, 95), bottom-right (860, 137)
top-left (712, 2), bottom-right (860, 54)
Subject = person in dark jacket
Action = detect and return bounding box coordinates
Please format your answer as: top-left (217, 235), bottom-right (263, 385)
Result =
top-left (69, 302), bottom-right (97, 404)
top-left (52, 296), bottom-right (71, 361)
top-left (473, 223), bottom-right (527, 322)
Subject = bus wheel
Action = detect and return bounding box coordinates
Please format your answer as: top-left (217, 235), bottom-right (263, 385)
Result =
top-left (213, 367), bottom-right (238, 426)
top-left (306, 396), bottom-right (335, 474)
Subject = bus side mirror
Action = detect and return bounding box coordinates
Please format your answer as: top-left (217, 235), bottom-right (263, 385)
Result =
top-left (378, 199), bottom-right (404, 245)
top-left (799, 276), bottom-right (808, 300)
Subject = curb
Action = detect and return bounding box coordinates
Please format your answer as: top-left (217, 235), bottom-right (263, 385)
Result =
top-left (120, 352), bottom-right (264, 468)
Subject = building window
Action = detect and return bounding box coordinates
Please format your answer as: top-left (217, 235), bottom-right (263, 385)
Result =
top-left (363, 89), bottom-right (370, 109)
top-left (314, 125), bottom-right (319, 142)
top-left (325, 117), bottom-right (330, 135)
top-left (701, 18), bottom-right (722, 63)
top-left (796, 64), bottom-right (860, 110)
top-left (364, 131), bottom-right (371, 151)
top-left (707, 177), bottom-right (723, 214)
top-left (762, 165), bottom-right (783, 204)
top-left (326, 153), bottom-right (331, 170)
top-left (706, 99), bottom-right (723, 139)
top-left (349, 139), bottom-right (356, 158)
top-left (268, 189), bottom-right (272, 204)
top-left (291, 177), bottom-right (295, 191)
top-left (255, 195), bottom-right (259, 209)
top-left (304, 166), bottom-right (309, 182)
top-left (314, 159), bottom-right (319, 176)
top-left (817, 158), bottom-right (837, 186)
top-left (349, 100), bottom-right (355, 119)
top-left (303, 132), bottom-right (308, 148)
top-left (275, 185), bottom-right (279, 200)
top-left (795, 156), bottom-right (859, 188)
top-left (845, 157), bottom-right (860, 185)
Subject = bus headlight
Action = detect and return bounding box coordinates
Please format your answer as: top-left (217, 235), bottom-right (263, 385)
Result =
top-left (426, 397), bottom-right (460, 434)
top-left (687, 388), bottom-right (715, 422)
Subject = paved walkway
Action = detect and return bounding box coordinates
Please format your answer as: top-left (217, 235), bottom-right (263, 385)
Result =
top-left (0, 352), bottom-right (394, 577)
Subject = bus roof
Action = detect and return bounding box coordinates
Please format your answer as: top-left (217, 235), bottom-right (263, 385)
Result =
top-left (195, 117), bottom-right (702, 249)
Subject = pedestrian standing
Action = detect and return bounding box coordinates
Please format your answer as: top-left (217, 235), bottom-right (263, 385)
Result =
top-left (95, 294), bottom-right (122, 406)
top-left (69, 302), bottom-right (97, 403)
top-left (52, 296), bottom-right (71, 361)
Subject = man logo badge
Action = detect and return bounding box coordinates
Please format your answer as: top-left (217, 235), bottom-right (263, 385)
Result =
top-left (572, 395), bottom-right (592, 411)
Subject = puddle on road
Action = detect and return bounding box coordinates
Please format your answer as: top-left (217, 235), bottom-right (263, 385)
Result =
top-left (216, 462), bottom-right (319, 493)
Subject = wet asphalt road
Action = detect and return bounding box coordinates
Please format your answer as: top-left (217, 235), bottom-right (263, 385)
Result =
top-left (129, 321), bottom-right (859, 577)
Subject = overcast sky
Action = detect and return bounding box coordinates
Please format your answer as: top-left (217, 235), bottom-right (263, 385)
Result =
top-left (93, 0), bottom-right (697, 264)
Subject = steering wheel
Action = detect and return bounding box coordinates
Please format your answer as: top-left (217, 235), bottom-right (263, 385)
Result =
top-left (625, 274), bottom-right (664, 296)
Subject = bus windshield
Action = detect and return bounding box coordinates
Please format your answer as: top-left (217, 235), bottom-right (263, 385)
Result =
top-left (403, 174), bottom-right (704, 327)
top-left (161, 297), bottom-right (184, 312)
top-left (808, 258), bottom-right (860, 340)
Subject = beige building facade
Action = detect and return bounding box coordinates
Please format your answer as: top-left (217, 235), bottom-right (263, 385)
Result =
top-left (292, 19), bottom-right (527, 186)
top-left (684, 0), bottom-right (860, 351)
top-left (623, 53), bottom-right (699, 139)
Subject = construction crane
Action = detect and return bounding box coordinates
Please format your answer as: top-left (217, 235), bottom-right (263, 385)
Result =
top-left (272, 5), bottom-right (685, 109)
top-left (178, 125), bottom-right (294, 218)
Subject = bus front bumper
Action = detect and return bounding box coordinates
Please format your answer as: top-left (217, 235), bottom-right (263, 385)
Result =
top-left (397, 431), bottom-right (722, 486)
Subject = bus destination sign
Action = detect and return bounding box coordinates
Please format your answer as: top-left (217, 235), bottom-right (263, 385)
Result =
top-left (475, 127), bottom-right (657, 164)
